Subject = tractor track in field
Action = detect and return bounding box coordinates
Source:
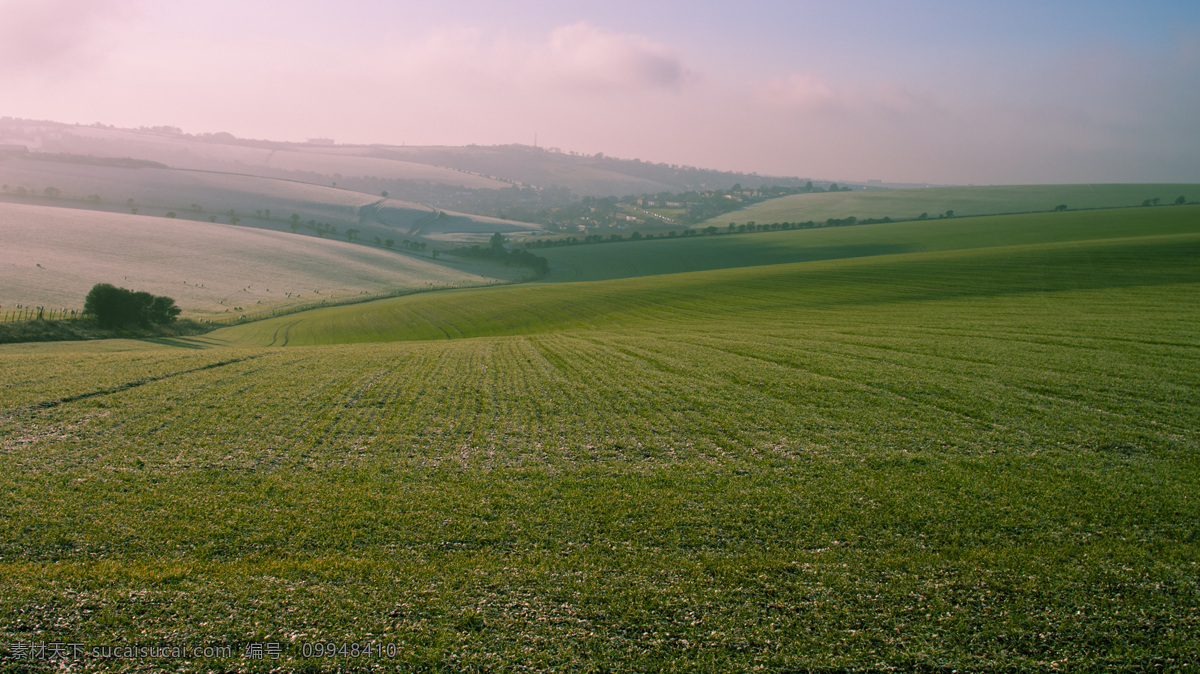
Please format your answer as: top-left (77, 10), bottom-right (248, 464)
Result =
top-left (0, 355), bottom-right (266, 418)
top-left (269, 319), bottom-right (305, 347)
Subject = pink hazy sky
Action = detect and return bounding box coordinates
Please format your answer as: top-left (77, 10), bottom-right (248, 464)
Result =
top-left (3, 0), bottom-right (1198, 184)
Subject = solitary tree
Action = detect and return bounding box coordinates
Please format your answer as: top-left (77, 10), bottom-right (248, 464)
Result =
top-left (490, 232), bottom-right (506, 251)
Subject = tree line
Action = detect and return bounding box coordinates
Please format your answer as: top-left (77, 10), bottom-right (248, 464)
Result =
top-left (447, 233), bottom-right (550, 277)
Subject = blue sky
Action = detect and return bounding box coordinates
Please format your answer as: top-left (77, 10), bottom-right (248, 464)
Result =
top-left (3, 0), bottom-right (1198, 183)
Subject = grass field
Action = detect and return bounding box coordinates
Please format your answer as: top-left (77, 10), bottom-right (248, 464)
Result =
top-left (701, 184), bottom-right (1200, 228)
top-left (1, 206), bottom-right (1198, 670)
top-left (540, 205), bottom-right (1200, 282)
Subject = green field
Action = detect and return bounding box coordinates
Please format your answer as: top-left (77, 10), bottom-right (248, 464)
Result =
top-left (539, 204), bottom-right (1200, 282)
top-left (2, 206), bottom-right (1198, 670)
top-left (701, 183), bottom-right (1200, 228)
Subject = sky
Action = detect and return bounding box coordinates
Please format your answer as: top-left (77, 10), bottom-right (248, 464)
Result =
top-left (3, 0), bottom-right (1199, 184)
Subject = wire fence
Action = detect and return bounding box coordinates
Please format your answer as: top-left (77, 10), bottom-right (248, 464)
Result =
top-left (0, 306), bottom-right (81, 323)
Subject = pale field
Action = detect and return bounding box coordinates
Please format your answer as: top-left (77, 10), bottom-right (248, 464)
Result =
top-left (0, 159), bottom-right (545, 242)
top-left (0, 159), bottom-right (373, 227)
top-left (3, 125), bottom-right (510, 189)
top-left (0, 202), bottom-right (527, 319)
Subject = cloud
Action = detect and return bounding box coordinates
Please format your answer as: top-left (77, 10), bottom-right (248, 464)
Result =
top-left (392, 22), bottom-right (691, 94)
top-left (537, 23), bottom-right (689, 92)
top-left (754, 73), bottom-right (838, 111)
top-left (752, 73), bottom-right (942, 122)
top-left (0, 0), bottom-right (136, 72)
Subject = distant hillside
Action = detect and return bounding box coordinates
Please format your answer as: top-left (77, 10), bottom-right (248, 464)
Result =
top-left (0, 119), bottom-right (817, 199)
top-left (538, 205), bottom-right (1200, 283)
top-left (700, 184), bottom-right (1200, 227)
top-left (205, 205), bottom-right (1200, 347)
top-left (0, 120), bottom-right (509, 190)
top-left (370, 144), bottom-right (816, 196)
top-left (0, 155), bottom-right (543, 247)
top-left (0, 202), bottom-right (529, 320)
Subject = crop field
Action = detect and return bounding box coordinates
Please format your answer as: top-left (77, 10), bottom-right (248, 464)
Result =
top-left (0, 202), bottom-right (526, 320)
top-left (702, 183), bottom-right (1200, 228)
top-left (1, 207), bottom-right (1198, 670)
top-left (6, 124), bottom-right (510, 190)
top-left (0, 159), bottom-right (541, 242)
top-left (0, 158), bottom-right (376, 228)
top-left (540, 205), bottom-right (1200, 282)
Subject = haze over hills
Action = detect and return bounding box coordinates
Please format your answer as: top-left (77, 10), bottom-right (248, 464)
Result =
top-left (0, 154), bottom-right (542, 239)
top-left (0, 118), bottom-right (825, 199)
top-left (5, 116), bottom-right (1198, 322)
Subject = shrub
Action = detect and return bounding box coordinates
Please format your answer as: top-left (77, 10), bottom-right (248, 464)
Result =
top-left (84, 283), bottom-right (181, 328)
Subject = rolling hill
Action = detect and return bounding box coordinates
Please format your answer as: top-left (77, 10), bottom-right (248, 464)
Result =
top-left (1, 119), bottom-right (817, 198)
top-left (0, 202), bottom-right (530, 320)
top-left (4, 118), bottom-right (1200, 672)
top-left (202, 205), bottom-right (1200, 345)
top-left (2, 204), bottom-right (1197, 669)
top-left (541, 204), bottom-right (1200, 282)
top-left (0, 155), bottom-right (543, 242)
top-left (1, 123), bottom-right (511, 189)
top-left (700, 183), bottom-right (1200, 227)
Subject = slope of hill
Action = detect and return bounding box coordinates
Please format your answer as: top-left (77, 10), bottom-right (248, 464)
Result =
top-left (366, 144), bottom-right (820, 196)
top-left (0, 202), bottom-right (529, 319)
top-left (1, 119), bottom-right (817, 198)
top-left (205, 206), bottom-right (1200, 346)
top-left (2, 123), bottom-right (510, 189)
top-left (701, 183), bottom-right (1200, 227)
top-left (0, 156), bottom-right (544, 241)
top-left (3, 204), bottom-right (1198, 670)
top-left (539, 205), bottom-right (1200, 282)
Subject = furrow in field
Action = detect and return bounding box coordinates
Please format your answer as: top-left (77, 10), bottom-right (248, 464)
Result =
top-left (663, 333), bottom-right (1065, 451)
top-left (803, 332), bottom-right (1200, 440)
